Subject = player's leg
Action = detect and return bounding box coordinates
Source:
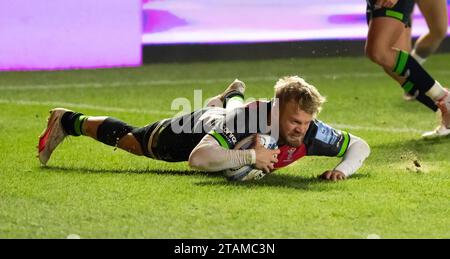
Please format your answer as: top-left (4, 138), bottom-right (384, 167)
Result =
top-left (205, 79), bottom-right (246, 110)
top-left (382, 26), bottom-right (439, 110)
top-left (382, 26), bottom-right (413, 100)
top-left (38, 108), bottom-right (151, 165)
top-left (81, 116), bottom-right (143, 155)
top-left (411, 0), bottom-right (448, 63)
top-left (390, 46), bottom-right (450, 137)
top-left (365, 17), bottom-right (406, 75)
top-left (365, 17), bottom-right (429, 104)
top-left (223, 81), bottom-right (245, 110)
top-left (381, 25), bottom-right (411, 88)
top-left (365, 1), bottom-right (450, 136)
top-left (365, 0), bottom-right (413, 69)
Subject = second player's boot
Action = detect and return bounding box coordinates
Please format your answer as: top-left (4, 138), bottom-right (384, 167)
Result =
top-left (422, 89), bottom-right (450, 138)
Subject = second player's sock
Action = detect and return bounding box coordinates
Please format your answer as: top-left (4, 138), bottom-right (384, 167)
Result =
top-left (402, 81), bottom-right (438, 112)
top-left (393, 50), bottom-right (447, 102)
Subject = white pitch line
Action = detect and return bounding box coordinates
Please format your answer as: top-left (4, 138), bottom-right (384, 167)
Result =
top-left (0, 99), bottom-right (174, 116)
top-left (0, 76), bottom-right (275, 91)
top-left (0, 83), bottom-right (119, 91)
top-left (1, 70), bottom-right (449, 91)
top-left (0, 98), bottom-right (426, 134)
top-left (330, 123), bottom-right (423, 134)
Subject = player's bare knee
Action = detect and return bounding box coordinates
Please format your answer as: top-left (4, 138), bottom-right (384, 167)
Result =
top-left (117, 133), bottom-right (143, 156)
top-left (365, 43), bottom-right (380, 63)
top-left (430, 26), bottom-right (448, 42)
top-left (365, 48), bottom-right (392, 68)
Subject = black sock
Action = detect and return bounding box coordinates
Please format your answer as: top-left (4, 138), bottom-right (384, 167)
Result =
top-left (96, 117), bottom-right (135, 146)
top-left (393, 50), bottom-right (435, 95)
top-left (402, 81), bottom-right (438, 112)
top-left (61, 111), bottom-right (88, 136)
top-left (223, 90), bottom-right (244, 108)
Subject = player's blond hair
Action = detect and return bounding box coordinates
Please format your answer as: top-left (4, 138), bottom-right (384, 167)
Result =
top-left (274, 76), bottom-right (326, 116)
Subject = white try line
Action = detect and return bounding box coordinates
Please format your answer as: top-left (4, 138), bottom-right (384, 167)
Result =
top-left (1, 70), bottom-right (450, 91)
top-left (0, 98), bottom-right (426, 134)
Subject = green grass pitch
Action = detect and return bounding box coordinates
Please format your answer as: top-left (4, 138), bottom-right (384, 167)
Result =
top-left (0, 54), bottom-right (449, 238)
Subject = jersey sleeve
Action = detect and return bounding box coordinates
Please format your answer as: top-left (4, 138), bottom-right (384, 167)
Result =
top-left (304, 120), bottom-right (350, 157)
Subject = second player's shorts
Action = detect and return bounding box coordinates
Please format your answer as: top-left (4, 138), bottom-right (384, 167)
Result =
top-left (366, 0), bottom-right (415, 27)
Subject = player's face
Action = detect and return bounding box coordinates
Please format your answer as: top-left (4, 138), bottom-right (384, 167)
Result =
top-left (279, 100), bottom-right (313, 147)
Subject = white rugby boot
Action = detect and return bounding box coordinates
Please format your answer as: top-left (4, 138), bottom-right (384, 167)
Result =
top-left (422, 89), bottom-right (450, 138)
top-left (37, 108), bottom-right (71, 165)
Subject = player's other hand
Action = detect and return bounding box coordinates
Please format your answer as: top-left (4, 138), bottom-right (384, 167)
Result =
top-left (375, 0), bottom-right (398, 9)
top-left (319, 170), bottom-right (346, 181)
top-left (253, 134), bottom-right (280, 174)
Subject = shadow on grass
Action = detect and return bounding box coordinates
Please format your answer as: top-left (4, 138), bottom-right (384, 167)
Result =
top-left (39, 165), bottom-right (369, 190)
top-left (39, 165), bottom-right (220, 177)
top-left (195, 172), bottom-right (370, 190)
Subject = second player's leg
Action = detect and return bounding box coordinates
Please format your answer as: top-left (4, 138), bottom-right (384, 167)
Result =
top-left (381, 26), bottom-right (439, 110)
top-left (366, 17), bottom-right (406, 70)
top-left (365, 15), bottom-right (450, 135)
top-left (413, 0), bottom-right (448, 60)
top-left (382, 26), bottom-right (413, 86)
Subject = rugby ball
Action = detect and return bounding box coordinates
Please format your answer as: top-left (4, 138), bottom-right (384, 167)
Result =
top-left (223, 134), bottom-right (278, 181)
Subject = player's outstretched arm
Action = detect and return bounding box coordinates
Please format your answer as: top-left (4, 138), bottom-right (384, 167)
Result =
top-left (188, 134), bottom-right (255, 172)
top-left (188, 134), bottom-right (279, 173)
top-left (320, 134), bottom-right (370, 181)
